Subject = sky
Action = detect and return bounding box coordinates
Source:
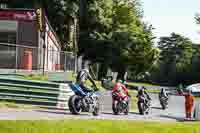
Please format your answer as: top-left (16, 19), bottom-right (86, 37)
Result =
top-left (141, 0), bottom-right (200, 44)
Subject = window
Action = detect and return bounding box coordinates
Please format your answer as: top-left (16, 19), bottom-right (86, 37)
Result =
top-left (0, 44), bottom-right (16, 69)
top-left (0, 32), bottom-right (16, 44)
top-left (0, 4), bottom-right (7, 9)
top-left (0, 21), bottom-right (17, 32)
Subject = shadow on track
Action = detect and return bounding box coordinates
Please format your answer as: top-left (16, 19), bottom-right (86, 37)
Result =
top-left (101, 111), bottom-right (140, 115)
top-left (151, 107), bottom-right (163, 110)
top-left (160, 115), bottom-right (184, 122)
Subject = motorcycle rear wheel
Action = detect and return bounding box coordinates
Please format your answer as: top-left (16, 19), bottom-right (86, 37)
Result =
top-left (161, 103), bottom-right (167, 110)
top-left (93, 99), bottom-right (100, 116)
top-left (138, 102), bottom-right (144, 115)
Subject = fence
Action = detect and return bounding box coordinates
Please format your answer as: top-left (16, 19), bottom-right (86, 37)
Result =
top-left (0, 43), bottom-right (77, 74)
top-left (0, 76), bottom-right (74, 109)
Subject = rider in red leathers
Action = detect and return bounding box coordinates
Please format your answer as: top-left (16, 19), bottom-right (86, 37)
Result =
top-left (112, 80), bottom-right (129, 98)
top-left (112, 80), bottom-right (130, 115)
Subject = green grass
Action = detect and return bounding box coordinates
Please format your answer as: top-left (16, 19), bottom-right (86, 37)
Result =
top-left (84, 80), bottom-right (105, 92)
top-left (194, 97), bottom-right (200, 101)
top-left (0, 101), bottom-right (34, 109)
top-left (0, 120), bottom-right (199, 133)
top-left (130, 96), bottom-right (137, 111)
top-left (129, 90), bottom-right (138, 111)
top-left (67, 71), bottom-right (76, 82)
top-left (23, 74), bottom-right (48, 81)
top-left (146, 89), bottom-right (161, 93)
top-left (127, 82), bottom-right (160, 88)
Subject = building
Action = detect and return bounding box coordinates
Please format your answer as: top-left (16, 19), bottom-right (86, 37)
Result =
top-left (0, 8), bottom-right (62, 71)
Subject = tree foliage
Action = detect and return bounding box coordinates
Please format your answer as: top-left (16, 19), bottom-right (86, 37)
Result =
top-left (158, 33), bottom-right (193, 72)
top-left (8, 0), bottom-right (79, 49)
top-left (7, 0), bottom-right (159, 80)
top-left (79, 0), bottom-right (159, 79)
top-left (150, 33), bottom-right (194, 85)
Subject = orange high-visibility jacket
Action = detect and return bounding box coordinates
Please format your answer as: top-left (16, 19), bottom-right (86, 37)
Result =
top-left (184, 94), bottom-right (194, 113)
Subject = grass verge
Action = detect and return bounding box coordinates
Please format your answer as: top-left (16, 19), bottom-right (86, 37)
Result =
top-left (23, 74), bottom-right (48, 81)
top-left (85, 80), bottom-right (105, 92)
top-left (195, 97), bottom-right (200, 100)
top-left (0, 120), bottom-right (199, 133)
top-left (0, 101), bottom-right (34, 109)
top-left (129, 90), bottom-right (138, 111)
top-left (146, 89), bottom-right (161, 93)
top-left (128, 82), bottom-right (160, 88)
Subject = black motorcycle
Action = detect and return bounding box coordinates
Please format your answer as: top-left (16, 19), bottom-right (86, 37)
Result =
top-left (137, 95), bottom-right (151, 115)
top-left (159, 95), bottom-right (168, 110)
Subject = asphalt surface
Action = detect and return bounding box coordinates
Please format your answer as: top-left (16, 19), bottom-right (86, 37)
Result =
top-left (0, 91), bottom-right (189, 122)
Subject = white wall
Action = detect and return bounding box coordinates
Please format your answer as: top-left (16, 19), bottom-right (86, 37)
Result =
top-left (37, 16), bottom-right (62, 72)
top-left (45, 19), bottom-right (61, 71)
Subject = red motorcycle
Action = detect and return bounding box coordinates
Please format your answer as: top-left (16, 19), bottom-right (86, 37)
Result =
top-left (112, 90), bottom-right (130, 115)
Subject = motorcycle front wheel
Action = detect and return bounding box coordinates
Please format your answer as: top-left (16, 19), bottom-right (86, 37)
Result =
top-left (112, 101), bottom-right (120, 115)
top-left (68, 95), bottom-right (82, 115)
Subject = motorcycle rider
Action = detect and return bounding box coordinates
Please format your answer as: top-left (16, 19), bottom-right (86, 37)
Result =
top-left (137, 86), bottom-right (151, 106)
top-left (112, 79), bottom-right (129, 98)
top-left (112, 79), bottom-right (130, 114)
top-left (159, 88), bottom-right (169, 100)
top-left (76, 60), bottom-right (98, 92)
top-left (139, 86), bottom-right (151, 100)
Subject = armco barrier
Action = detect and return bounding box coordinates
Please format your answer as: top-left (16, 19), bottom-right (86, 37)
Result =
top-left (0, 77), bottom-right (74, 109)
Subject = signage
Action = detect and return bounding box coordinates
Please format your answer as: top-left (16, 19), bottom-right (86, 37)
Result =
top-left (36, 8), bottom-right (43, 31)
top-left (0, 10), bottom-right (36, 21)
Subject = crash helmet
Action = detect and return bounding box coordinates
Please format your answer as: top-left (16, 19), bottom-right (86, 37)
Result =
top-left (117, 79), bottom-right (123, 83)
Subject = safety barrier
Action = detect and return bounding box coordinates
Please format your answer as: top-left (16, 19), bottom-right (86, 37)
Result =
top-left (0, 77), bottom-right (74, 109)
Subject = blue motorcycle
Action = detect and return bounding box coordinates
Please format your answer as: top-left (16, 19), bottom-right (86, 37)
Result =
top-left (68, 83), bottom-right (100, 116)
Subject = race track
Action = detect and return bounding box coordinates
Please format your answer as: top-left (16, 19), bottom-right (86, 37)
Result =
top-left (0, 91), bottom-right (189, 122)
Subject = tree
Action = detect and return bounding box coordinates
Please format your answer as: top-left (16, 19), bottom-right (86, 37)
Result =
top-left (158, 33), bottom-right (193, 72)
top-left (108, 0), bottom-right (158, 80)
top-left (8, 0), bottom-right (79, 52)
top-left (8, 0), bottom-right (159, 80)
top-left (154, 33), bottom-right (193, 85)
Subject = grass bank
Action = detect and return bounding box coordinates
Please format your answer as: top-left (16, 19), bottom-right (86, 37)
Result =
top-left (23, 74), bottom-right (48, 81)
top-left (0, 120), bottom-right (199, 133)
top-left (146, 89), bottom-right (161, 93)
top-left (0, 101), bottom-right (34, 109)
top-left (195, 97), bottom-right (200, 100)
top-left (127, 82), bottom-right (160, 88)
top-left (129, 90), bottom-right (138, 111)
top-left (85, 80), bottom-right (105, 91)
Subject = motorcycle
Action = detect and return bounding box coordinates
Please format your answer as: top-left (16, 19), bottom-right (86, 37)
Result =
top-left (68, 83), bottom-right (100, 116)
top-left (137, 95), bottom-right (151, 115)
top-left (112, 91), bottom-right (130, 115)
top-left (159, 95), bottom-right (168, 110)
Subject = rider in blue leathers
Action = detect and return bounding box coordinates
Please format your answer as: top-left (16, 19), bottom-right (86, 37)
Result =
top-left (76, 61), bottom-right (98, 92)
